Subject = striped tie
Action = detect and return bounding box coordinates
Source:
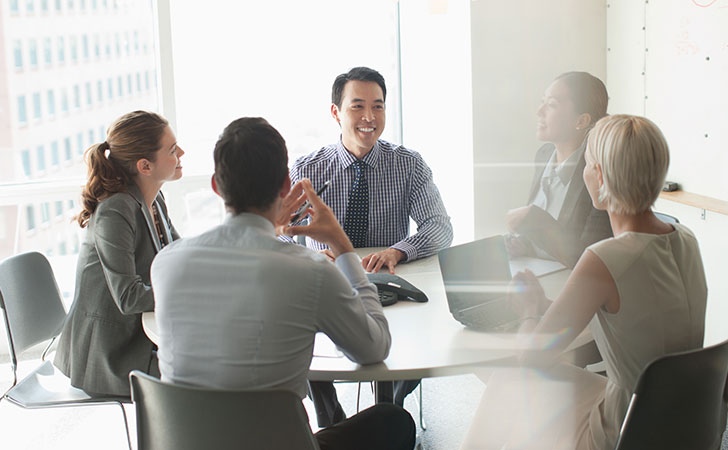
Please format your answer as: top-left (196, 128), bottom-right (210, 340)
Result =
top-left (343, 159), bottom-right (369, 248)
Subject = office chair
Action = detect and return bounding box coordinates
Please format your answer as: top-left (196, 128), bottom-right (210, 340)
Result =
top-left (654, 211), bottom-right (679, 224)
top-left (130, 371), bottom-right (320, 450)
top-left (614, 338), bottom-right (728, 450)
top-left (0, 252), bottom-right (131, 449)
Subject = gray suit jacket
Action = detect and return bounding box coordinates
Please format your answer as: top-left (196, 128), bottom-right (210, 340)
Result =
top-left (515, 143), bottom-right (612, 268)
top-left (55, 183), bottom-right (178, 396)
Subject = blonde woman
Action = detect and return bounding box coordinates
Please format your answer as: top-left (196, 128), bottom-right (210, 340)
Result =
top-left (55, 111), bottom-right (184, 396)
top-left (464, 115), bottom-right (707, 449)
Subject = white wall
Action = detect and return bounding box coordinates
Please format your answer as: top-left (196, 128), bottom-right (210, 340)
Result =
top-left (470, 0), bottom-right (607, 238)
top-left (607, 0), bottom-right (728, 344)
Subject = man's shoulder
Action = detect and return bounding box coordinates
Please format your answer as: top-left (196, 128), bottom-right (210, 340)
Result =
top-left (293, 144), bottom-right (339, 169)
top-left (378, 139), bottom-right (422, 160)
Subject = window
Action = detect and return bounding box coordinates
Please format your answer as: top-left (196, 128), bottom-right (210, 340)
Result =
top-left (98, 125), bottom-right (105, 141)
top-left (21, 150), bottom-right (31, 176)
top-left (73, 84), bottom-right (81, 108)
top-left (117, 76), bottom-right (123, 97)
top-left (134, 30), bottom-right (139, 54)
top-left (85, 82), bottom-right (92, 106)
top-left (124, 32), bottom-right (130, 56)
top-left (32, 92), bottom-right (41, 119)
top-left (97, 80), bottom-right (103, 103)
top-left (10, 0), bottom-right (20, 13)
top-left (79, 0), bottom-right (85, 10)
top-left (26, 205), bottom-right (36, 231)
top-left (82, 35), bottom-right (89, 60)
top-left (91, 0), bottom-right (96, 10)
top-left (67, 0), bottom-right (74, 9)
top-left (60, 89), bottom-right (69, 113)
top-left (135, 73), bottom-right (141, 93)
top-left (94, 34), bottom-right (100, 59)
top-left (59, 241), bottom-right (67, 255)
top-left (105, 36), bottom-right (111, 58)
top-left (50, 141), bottom-right (60, 167)
top-left (76, 132), bottom-right (84, 155)
top-left (115, 32), bottom-right (121, 57)
top-left (55, 200), bottom-right (64, 217)
top-left (17, 96), bottom-right (27, 124)
top-left (64, 137), bottom-right (72, 161)
top-left (26, 0), bottom-right (35, 13)
top-left (41, 0), bottom-right (48, 11)
top-left (57, 36), bottom-right (65, 62)
top-left (13, 41), bottom-right (23, 69)
top-left (43, 37), bottom-right (52, 65)
top-left (36, 145), bottom-right (46, 172)
top-left (145, 71), bottom-right (150, 91)
top-left (55, 0), bottom-right (61, 11)
top-left (47, 90), bottom-right (56, 116)
top-left (126, 74), bottom-right (132, 95)
top-left (88, 129), bottom-right (95, 147)
top-left (29, 40), bottom-right (38, 68)
top-left (41, 203), bottom-right (50, 224)
top-left (70, 36), bottom-right (78, 62)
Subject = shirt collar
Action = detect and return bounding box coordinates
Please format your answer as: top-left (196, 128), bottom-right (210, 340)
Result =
top-left (224, 212), bottom-right (276, 236)
top-left (546, 142), bottom-right (585, 185)
top-left (334, 136), bottom-right (382, 169)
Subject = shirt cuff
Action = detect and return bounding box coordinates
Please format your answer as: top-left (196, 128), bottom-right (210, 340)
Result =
top-left (334, 252), bottom-right (369, 287)
top-left (390, 242), bottom-right (416, 263)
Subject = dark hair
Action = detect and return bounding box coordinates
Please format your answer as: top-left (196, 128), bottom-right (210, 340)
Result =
top-left (213, 117), bottom-right (289, 214)
top-left (77, 110), bottom-right (169, 228)
top-left (331, 67), bottom-right (387, 108)
top-left (554, 71), bottom-right (608, 128)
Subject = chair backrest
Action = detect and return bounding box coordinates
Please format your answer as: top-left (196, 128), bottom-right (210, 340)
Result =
top-left (654, 211), bottom-right (679, 224)
top-left (0, 252), bottom-right (67, 362)
top-left (615, 339), bottom-right (728, 450)
top-left (129, 371), bottom-right (320, 450)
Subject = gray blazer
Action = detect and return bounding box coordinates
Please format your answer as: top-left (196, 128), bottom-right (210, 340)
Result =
top-left (515, 143), bottom-right (612, 268)
top-left (55, 183), bottom-right (178, 396)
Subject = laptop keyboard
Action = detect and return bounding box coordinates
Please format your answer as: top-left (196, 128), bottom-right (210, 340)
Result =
top-left (454, 298), bottom-right (518, 331)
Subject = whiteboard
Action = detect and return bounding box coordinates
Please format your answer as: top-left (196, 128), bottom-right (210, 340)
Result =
top-left (607, 0), bottom-right (728, 201)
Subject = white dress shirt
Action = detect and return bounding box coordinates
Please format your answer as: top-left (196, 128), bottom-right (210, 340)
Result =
top-left (151, 213), bottom-right (391, 398)
top-left (530, 146), bottom-right (583, 220)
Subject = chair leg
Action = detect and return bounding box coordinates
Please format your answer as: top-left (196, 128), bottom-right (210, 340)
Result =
top-left (416, 382), bottom-right (426, 430)
top-left (117, 402), bottom-right (132, 450)
top-left (356, 382), bottom-right (362, 413)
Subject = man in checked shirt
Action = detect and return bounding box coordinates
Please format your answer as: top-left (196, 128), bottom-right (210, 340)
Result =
top-left (291, 66), bottom-right (453, 427)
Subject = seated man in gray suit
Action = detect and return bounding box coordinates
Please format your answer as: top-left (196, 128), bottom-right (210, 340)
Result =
top-left (151, 117), bottom-right (415, 450)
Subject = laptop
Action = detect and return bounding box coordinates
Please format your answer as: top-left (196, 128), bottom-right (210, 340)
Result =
top-left (437, 236), bottom-right (520, 332)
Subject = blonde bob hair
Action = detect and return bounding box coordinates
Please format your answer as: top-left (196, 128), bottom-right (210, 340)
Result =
top-left (586, 114), bottom-right (670, 215)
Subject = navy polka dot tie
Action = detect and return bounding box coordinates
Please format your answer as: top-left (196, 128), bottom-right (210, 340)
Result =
top-left (343, 159), bottom-right (369, 248)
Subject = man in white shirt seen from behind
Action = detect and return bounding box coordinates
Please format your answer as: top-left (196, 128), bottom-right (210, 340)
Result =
top-left (151, 117), bottom-right (415, 450)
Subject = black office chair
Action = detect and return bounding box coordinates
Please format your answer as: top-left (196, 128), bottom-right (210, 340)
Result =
top-left (130, 371), bottom-right (320, 450)
top-left (614, 338), bottom-right (728, 450)
top-left (0, 252), bottom-right (131, 449)
top-left (654, 211), bottom-right (679, 224)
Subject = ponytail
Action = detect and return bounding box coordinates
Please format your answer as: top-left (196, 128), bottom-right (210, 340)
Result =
top-left (75, 110), bottom-right (169, 228)
top-left (77, 142), bottom-right (131, 227)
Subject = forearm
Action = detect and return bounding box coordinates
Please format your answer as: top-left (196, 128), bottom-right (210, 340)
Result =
top-left (392, 215), bottom-right (453, 261)
top-left (329, 254), bottom-right (391, 364)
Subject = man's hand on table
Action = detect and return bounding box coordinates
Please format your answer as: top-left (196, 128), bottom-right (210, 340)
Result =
top-left (362, 248), bottom-right (405, 274)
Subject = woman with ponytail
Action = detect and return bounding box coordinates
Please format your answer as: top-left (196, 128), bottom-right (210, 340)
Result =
top-left (55, 110), bottom-right (184, 396)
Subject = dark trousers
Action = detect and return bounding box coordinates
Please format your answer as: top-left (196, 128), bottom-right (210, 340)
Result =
top-left (314, 403), bottom-right (416, 450)
top-left (308, 379), bottom-right (421, 427)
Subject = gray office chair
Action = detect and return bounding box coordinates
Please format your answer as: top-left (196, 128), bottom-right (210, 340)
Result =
top-left (654, 211), bottom-right (679, 224)
top-left (129, 371), bottom-right (320, 450)
top-left (0, 252), bottom-right (131, 449)
top-left (614, 338), bottom-right (728, 450)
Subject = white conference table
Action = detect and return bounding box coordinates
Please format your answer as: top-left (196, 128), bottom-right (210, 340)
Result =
top-left (142, 248), bottom-right (587, 383)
